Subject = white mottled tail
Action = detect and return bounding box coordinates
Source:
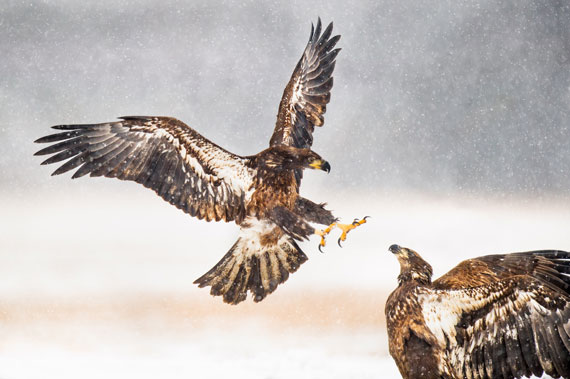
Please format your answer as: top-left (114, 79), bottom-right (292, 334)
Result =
top-left (194, 224), bottom-right (308, 305)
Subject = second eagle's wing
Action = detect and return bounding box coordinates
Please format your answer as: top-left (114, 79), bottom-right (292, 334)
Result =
top-left (35, 116), bottom-right (254, 223)
top-left (426, 250), bottom-right (570, 378)
top-left (434, 250), bottom-right (570, 290)
top-left (270, 18), bottom-right (340, 151)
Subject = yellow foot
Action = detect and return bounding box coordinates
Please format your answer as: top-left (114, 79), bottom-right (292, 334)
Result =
top-left (315, 223), bottom-right (335, 253)
top-left (337, 216), bottom-right (369, 247)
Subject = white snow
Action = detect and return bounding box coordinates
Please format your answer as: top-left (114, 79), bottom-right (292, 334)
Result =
top-left (0, 189), bottom-right (568, 378)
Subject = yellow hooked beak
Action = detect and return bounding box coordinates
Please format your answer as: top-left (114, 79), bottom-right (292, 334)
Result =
top-left (309, 159), bottom-right (331, 173)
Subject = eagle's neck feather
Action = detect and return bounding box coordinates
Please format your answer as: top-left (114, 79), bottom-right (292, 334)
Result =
top-left (398, 269), bottom-right (432, 286)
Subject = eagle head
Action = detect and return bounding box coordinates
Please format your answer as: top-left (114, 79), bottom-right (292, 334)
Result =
top-left (257, 145), bottom-right (330, 173)
top-left (389, 244), bottom-right (433, 285)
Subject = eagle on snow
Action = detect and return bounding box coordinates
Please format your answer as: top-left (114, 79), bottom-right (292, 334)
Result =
top-left (34, 19), bottom-right (366, 305)
top-left (386, 244), bottom-right (570, 379)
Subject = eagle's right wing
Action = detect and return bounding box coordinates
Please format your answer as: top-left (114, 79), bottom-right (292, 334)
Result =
top-left (426, 250), bottom-right (570, 378)
top-left (35, 116), bottom-right (254, 223)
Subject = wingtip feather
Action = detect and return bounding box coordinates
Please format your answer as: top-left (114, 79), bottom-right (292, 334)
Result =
top-left (52, 124), bottom-right (88, 130)
top-left (34, 145), bottom-right (55, 156)
top-left (319, 21), bottom-right (333, 45)
top-left (314, 18), bottom-right (322, 41)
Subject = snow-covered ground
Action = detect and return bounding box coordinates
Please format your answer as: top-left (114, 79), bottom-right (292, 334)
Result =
top-left (1, 187), bottom-right (569, 378)
top-left (0, 301), bottom-right (394, 379)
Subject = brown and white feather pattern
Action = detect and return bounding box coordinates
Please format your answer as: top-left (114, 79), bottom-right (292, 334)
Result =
top-left (194, 217), bottom-right (308, 304)
top-left (270, 18), bottom-right (340, 151)
top-left (386, 246), bottom-right (570, 379)
top-left (34, 19), bottom-right (341, 306)
top-left (35, 116), bottom-right (254, 222)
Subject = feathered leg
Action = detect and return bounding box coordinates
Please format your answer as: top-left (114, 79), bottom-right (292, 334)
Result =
top-left (294, 198), bottom-right (336, 225)
top-left (266, 206), bottom-right (316, 241)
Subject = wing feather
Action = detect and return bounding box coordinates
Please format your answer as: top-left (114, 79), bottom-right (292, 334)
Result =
top-left (269, 18), bottom-right (340, 183)
top-left (35, 130), bottom-right (83, 143)
top-left (35, 116), bottom-right (254, 222)
top-left (424, 250), bottom-right (570, 378)
top-left (503, 312), bottom-right (526, 377)
top-left (434, 250), bottom-right (570, 290)
top-left (52, 152), bottom-right (88, 176)
top-left (270, 18), bottom-right (340, 183)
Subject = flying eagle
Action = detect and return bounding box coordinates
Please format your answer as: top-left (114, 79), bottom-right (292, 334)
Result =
top-left (386, 244), bottom-right (570, 379)
top-left (34, 19), bottom-right (366, 305)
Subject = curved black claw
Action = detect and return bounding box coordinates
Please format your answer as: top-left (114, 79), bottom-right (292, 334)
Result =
top-left (338, 238), bottom-right (343, 248)
top-left (318, 244), bottom-right (325, 253)
top-left (352, 216), bottom-right (370, 225)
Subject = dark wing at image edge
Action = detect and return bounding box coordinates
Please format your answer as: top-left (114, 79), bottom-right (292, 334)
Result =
top-left (431, 250), bottom-right (570, 378)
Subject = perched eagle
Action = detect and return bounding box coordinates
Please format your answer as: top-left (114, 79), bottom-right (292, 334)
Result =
top-left (386, 244), bottom-right (570, 379)
top-left (34, 19), bottom-right (365, 305)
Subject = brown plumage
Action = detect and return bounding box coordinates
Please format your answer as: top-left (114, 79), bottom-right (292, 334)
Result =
top-left (386, 244), bottom-right (570, 379)
top-left (34, 19), bottom-right (342, 305)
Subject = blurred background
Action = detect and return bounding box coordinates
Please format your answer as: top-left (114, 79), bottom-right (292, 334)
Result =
top-left (2, 0), bottom-right (570, 377)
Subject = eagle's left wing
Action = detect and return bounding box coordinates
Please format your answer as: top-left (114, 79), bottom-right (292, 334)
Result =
top-left (435, 250), bottom-right (570, 289)
top-left (270, 18), bottom-right (340, 150)
top-left (425, 250), bottom-right (570, 378)
top-left (270, 19), bottom-right (340, 183)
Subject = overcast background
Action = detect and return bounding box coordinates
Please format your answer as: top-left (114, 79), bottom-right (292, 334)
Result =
top-left (3, 0), bottom-right (570, 196)
top-left (1, 0), bottom-right (570, 378)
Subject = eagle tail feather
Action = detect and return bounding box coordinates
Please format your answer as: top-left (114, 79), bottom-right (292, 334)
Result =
top-left (194, 235), bottom-right (308, 305)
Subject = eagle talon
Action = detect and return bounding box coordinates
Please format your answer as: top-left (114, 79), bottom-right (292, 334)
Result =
top-left (352, 216), bottom-right (369, 226)
top-left (315, 227), bottom-right (332, 253)
top-left (318, 234), bottom-right (327, 253)
top-left (335, 216), bottom-right (368, 246)
top-left (316, 216), bottom-right (366, 251)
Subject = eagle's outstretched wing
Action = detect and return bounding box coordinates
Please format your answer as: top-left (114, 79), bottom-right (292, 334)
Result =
top-left (435, 250), bottom-right (570, 289)
top-left (426, 250), bottom-right (570, 378)
top-left (35, 116), bottom-right (254, 223)
top-left (270, 19), bottom-right (340, 182)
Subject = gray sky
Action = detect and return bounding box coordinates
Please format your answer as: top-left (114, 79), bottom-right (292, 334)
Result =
top-left (2, 0), bottom-right (570, 196)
